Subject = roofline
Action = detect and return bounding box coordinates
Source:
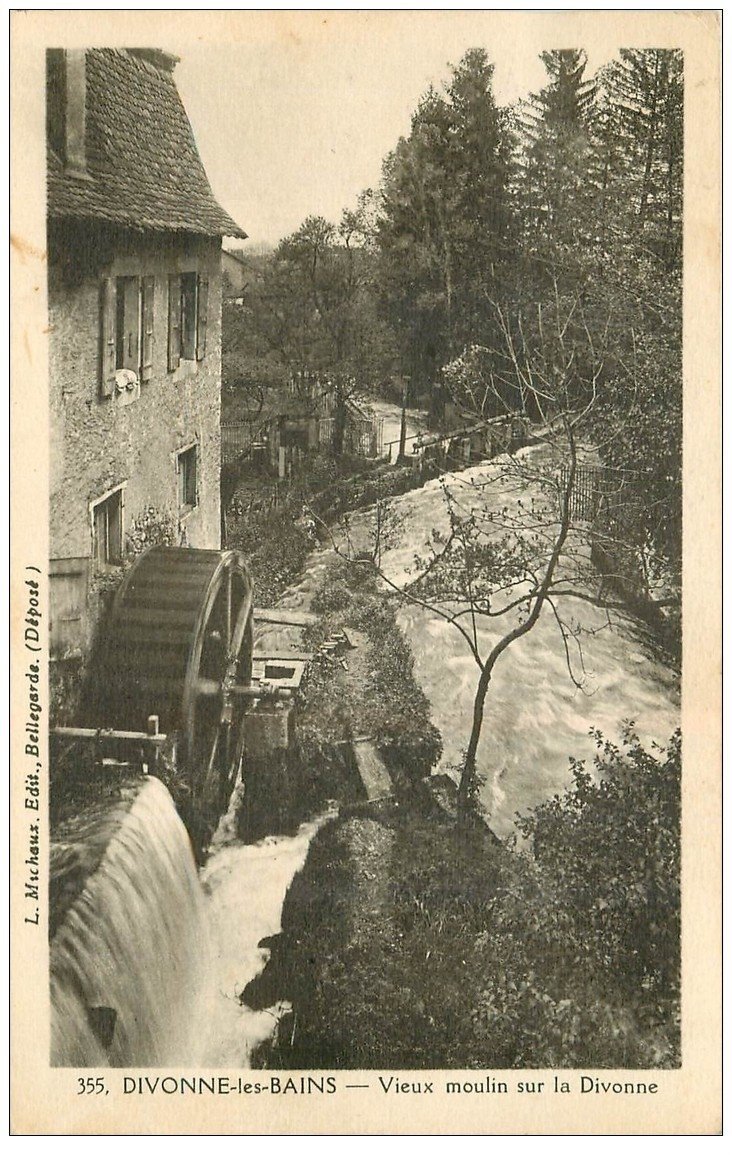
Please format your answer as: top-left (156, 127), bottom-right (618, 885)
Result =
top-left (48, 210), bottom-right (248, 241)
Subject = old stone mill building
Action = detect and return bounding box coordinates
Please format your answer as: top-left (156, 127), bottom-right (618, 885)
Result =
top-left (46, 47), bottom-right (281, 1066)
top-left (47, 46), bottom-right (381, 1069)
top-left (47, 47), bottom-right (247, 690)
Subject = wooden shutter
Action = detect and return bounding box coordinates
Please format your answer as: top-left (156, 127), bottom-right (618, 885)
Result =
top-left (196, 275), bottom-right (209, 360)
top-left (168, 274), bottom-right (181, 371)
top-left (99, 278), bottom-right (116, 397)
top-left (180, 274), bottom-right (196, 360)
top-left (141, 276), bottom-right (155, 382)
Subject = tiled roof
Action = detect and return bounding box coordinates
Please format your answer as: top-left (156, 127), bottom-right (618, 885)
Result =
top-left (48, 48), bottom-right (247, 238)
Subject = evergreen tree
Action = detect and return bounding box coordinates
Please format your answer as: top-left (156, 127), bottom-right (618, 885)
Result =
top-left (519, 49), bottom-right (597, 246)
top-left (374, 49), bottom-right (513, 391)
top-left (599, 49), bottom-right (683, 270)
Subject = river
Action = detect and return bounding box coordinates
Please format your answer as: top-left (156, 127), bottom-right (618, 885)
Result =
top-left (51, 419), bottom-right (680, 1068)
top-left (341, 445), bottom-right (680, 835)
top-left (199, 430), bottom-right (679, 1061)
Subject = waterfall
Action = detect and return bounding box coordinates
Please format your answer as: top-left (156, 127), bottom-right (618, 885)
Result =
top-left (50, 776), bottom-right (210, 1067)
top-left (198, 806), bottom-right (336, 1067)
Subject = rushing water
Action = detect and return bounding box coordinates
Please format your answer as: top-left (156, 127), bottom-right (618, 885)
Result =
top-left (197, 795), bottom-right (335, 1067)
top-left (195, 556), bottom-right (336, 1067)
top-left (194, 436), bottom-right (682, 1065)
top-left (50, 777), bottom-right (210, 1067)
top-left (341, 447), bottom-right (680, 836)
top-left (50, 427), bottom-right (680, 1067)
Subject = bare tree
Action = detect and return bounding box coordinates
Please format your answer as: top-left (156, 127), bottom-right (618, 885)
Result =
top-left (314, 290), bottom-right (645, 825)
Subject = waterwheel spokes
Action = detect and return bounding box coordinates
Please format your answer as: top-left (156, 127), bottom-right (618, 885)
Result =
top-left (205, 726), bottom-right (221, 782)
top-left (98, 545), bottom-right (254, 848)
top-left (225, 570), bottom-right (233, 652)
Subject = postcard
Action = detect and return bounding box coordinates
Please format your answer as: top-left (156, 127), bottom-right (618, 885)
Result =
top-left (10, 9), bottom-right (721, 1135)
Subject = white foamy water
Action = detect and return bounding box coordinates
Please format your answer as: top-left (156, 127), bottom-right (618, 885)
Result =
top-left (198, 803), bottom-right (335, 1067)
top-left (50, 777), bottom-right (211, 1067)
top-left (50, 430), bottom-right (680, 1068)
top-left (340, 447), bottom-right (680, 836)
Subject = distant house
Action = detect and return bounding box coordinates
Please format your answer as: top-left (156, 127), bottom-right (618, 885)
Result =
top-left (221, 248), bottom-right (249, 302)
top-left (222, 371), bottom-right (380, 478)
top-left (46, 47), bottom-right (246, 700)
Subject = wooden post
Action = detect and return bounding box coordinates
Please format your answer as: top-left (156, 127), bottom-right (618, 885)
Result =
top-left (397, 377), bottom-right (408, 463)
top-left (147, 715), bottom-right (159, 775)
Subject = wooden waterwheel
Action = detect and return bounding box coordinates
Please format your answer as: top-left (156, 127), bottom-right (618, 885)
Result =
top-left (97, 546), bottom-right (254, 829)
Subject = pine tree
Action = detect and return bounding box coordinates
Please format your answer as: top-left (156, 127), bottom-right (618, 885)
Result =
top-left (374, 49), bottom-right (513, 390)
top-left (518, 49), bottom-right (597, 246)
top-left (599, 49), bottom-right (683, 270)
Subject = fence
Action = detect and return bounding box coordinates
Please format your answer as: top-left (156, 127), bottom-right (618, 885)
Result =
top-left (558, 464), bottom-right (640, 523)
top-left (317, 414), bottom-right (383, 458)
top-left (221, 422), bottom-right (256, 464)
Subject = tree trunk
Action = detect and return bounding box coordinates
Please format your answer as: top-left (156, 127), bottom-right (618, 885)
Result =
top-left (456, 662), bottom-right (492, 825)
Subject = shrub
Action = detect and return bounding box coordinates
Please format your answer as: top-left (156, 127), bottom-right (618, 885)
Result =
top-left (469, 725), bottom-right (681, 1067)
top-left (273, 726), bottom-right (680, 1070)
top-left (227, 508), bottom-right (311, 607)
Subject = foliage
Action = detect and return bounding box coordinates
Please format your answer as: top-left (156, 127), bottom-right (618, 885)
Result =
top-left (300, 562), bottom-right (443, 786)
top-left (469, 726), bottom-right (681, 1067)
top-left (274, 726), bottom-right (680, 1070)
top-left (125, 505), bottom-right (179, 556)
top-left (226, 506), bottom-right (311, 608)
top-left (373, 48), bottom-right (513, 387)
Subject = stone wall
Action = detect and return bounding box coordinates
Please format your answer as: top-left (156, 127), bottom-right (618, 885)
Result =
top-left (49, 222), bottom-right (223, 559)
top-left (48, 222), bottom-right (224, 713)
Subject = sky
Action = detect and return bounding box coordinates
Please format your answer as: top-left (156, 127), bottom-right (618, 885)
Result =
top-left (172, 13), bottom-right (619, 247)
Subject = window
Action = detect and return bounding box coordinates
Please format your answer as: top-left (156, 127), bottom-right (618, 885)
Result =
top-left (115, 276), bottom-right (140, 371)
top-left (177, 445), bottom-right (198, 510)
top-left (92, 488), bottom-right (124, 566)
top-left (99, 275), bottom-right (155, 396)
top-left (180, 273), bottom-right (197, 361)
top-left (168, 273), bottom-right (209, 371)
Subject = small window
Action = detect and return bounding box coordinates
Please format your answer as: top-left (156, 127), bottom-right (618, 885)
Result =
top-left (115, 276), bottom-right (140, 371)
top-left (178, 445), bottom-right (198, 510)
top-left (180, 273), bottom-right (197, 361)
top-left (168, 272), bottom-right (209, 370)
top-left (92, 488), bottom-right (123, 567)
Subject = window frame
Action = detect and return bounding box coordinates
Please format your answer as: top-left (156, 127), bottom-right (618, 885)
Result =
top-left (114, 275), bottom-right (141, 373)
top-left (89, 483), bottom-right (126, 569)
top-left (100, 273), bottom-right (156, 396)
top-left (180, 272), bottom-right (198, 362)
top-left (176, 443), bottom-right (199, 513)
top-left (168, 270), bottom-right (210, 371)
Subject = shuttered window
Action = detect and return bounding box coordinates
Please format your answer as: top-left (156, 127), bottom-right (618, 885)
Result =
top-left (115, 276), bottom-right (140, 371)
top-left (168, 271), bottom-right (211, 369)
top-left (92, 487), bottom-right (124, 567)
top-left (177, 444), bottom-right (198, 509)
top-left (196, 275), bottom-right (209, 360)
top-left (180, 272), bottom-right (197, 361)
